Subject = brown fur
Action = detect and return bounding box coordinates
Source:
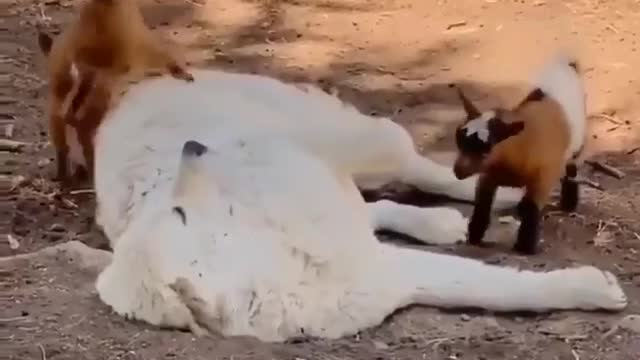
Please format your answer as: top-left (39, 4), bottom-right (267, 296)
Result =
top-left (39, 0), bottom-right (193, 184)
top-left (481, 99), bottom-right (571, 208)
top-left (452, 85), bottom-right (581, 254)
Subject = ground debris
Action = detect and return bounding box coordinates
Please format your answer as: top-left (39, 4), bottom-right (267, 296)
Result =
top-left (0, 139), bottom-right (28, 152)
top-left (602, 315), bottom-right (640, 339)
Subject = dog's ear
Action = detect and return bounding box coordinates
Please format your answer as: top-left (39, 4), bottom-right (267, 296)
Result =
top-left (38, 31), bottom-right (54, 56)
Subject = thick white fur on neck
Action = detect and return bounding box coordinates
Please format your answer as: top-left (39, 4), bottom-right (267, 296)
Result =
top-left (93, 69), bottom-right (626, 342)
top-left (532, 54), bottom-right (587, 160)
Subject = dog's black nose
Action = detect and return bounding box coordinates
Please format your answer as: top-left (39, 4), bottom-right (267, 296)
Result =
top-left (182, 140), bottom-right (208, 157)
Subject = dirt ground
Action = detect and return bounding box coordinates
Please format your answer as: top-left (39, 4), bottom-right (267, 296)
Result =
top-left (3, 0), bottom-right (640, 359)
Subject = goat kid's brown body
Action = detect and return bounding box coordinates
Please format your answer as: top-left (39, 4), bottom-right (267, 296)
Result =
top-left (39, 0), bottom-right (193, 185)
top-left (454, 86), bottom-right (582, 255)
top-left (483, 98), bottom-right (572, 209)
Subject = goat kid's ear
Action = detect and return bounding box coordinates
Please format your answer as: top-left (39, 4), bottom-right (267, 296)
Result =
top-left (507, 121), bottom-right (525, 136)
top-left (449, 84), bottom-right (481, 121)
top-left (38, 32), bottom-right (53, 56)
top-left (493, 121), bottom-right (525, 143)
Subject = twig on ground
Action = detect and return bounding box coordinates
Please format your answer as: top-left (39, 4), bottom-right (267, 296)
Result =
top-left (0, 139), bottom-right (28, 152)
top-left (605, 24), bottom-right (620, 34)
top-left (626, 147), bottom-right (640, 155)
top-left (561, 334), bottom-right (589, 341)
top-left (185, 0), bottom-right (206, 6)
top-left (424, 337), bottom-right (452, 350)
top-left (38, 3), bottom-right (52, 23)
top-left (590, 113), bottom-right (624, 125)
top-left (574, 176), bottom-right (604, 190)
top-left (446, 20), bottom-right (467, 30)
top-left (6, 234), bottom-right (20, 250)
top-left (571, 349), bottom-right (580, 360)
top-left (9, 175), bottom-right (26, 191)
top-left (61, 198), bottom-right (79, 209)
top-left (585, 160), bottom-right (625, 179)
top-left (4, 123), bottom-right (14, 138)
top-left (38, 344), bottom-right (47, 360)
top-left (0, 316), bottom-right (28, 323)
top-left (69, 189), bottom-right (95, 195)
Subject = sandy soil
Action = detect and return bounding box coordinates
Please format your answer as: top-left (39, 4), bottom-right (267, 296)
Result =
top-left (2, 0), bottom-right (640, 359)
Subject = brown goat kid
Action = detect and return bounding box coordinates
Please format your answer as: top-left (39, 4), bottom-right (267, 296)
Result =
top-left (451, 56), bottom-right (587, 255)
top-left (38, 0), bottom-right (193, 184)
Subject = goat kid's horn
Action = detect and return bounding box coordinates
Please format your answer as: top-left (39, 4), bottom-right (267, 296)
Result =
top-left (450, 84), bottom-right (481, 120)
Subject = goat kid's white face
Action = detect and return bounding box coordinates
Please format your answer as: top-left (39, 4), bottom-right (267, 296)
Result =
top-left (451, 86), bottom-right (525, 179)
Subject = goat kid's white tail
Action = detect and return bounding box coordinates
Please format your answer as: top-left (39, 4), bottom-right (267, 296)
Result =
top-left (532, 53), bottom-right (587, 158)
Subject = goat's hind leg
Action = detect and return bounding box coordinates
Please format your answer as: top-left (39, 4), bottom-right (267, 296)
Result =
top-left (560, 162), bottom-right (579, 212)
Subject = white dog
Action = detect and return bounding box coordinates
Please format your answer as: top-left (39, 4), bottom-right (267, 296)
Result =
top-left (93, 69), bottom-right (627, 342)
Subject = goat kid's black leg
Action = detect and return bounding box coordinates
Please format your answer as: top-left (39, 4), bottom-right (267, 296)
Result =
top-left (560, 163), bottom-right (579, 212)
top-left (513, 197), bottom-right (541, 255)
top-left (467, 178), bottom-right (497, 247)
top-left (55, 148), bottom-right (69, 183)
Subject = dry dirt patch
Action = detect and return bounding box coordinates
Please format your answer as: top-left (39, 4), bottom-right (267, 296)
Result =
top-left (3, 0), bottom-right (640, 359)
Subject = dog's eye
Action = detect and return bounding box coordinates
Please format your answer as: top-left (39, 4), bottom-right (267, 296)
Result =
top-left (173, 206), bottom-right (186, 225)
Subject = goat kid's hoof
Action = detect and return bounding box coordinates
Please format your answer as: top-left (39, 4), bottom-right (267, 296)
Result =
top-left (512, 241), bottom-right (538, 255)
top-left (169, 64), bottom-right (194, 82)
top-left (466, 236), bottom-right (491, 248)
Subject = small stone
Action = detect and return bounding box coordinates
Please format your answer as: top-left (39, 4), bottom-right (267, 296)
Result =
top-left (537, 318), bottom-right (585, 337)
top-left (482, 316), bottom-right (500, 328)
top-left (498, 215), bottom-right (518, 224)
top-left (461, 314), bottom-right (471, 321)
top-left (609, 314), bottom-right (640, 335)
top-left (373, 340), bottom-right (389, 350)
top-left (45, 232), bottom-right (64, 241)
top-left (50, 223), bottom-right (65, 232)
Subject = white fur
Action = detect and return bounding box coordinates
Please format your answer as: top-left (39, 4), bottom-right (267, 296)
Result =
top-left (462, 110), bottom-right (496, 143)
top-left (94, 69), bottom-right (626, 342)
top-left (93, 70), bottom-right (522, 243)
top-left (368, 200), bottom-right (467, 245)
top-left (533, 55), bottom-right (587, 160)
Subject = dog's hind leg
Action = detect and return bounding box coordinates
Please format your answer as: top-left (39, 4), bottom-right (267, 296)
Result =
top-left (348, 119), bottom-right (522, 210)
top-left (373, 244), bottom-right (627, 312)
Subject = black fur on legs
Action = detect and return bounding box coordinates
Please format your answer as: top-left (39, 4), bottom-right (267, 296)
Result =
top-left (513, 197), bottom-right (541, 255)
top-left (560, 163), bottom-right (579, 212)
top-left (55, 148), bottom-right (69, 182)
top-left (467, 176), bottom-right (497, 246)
